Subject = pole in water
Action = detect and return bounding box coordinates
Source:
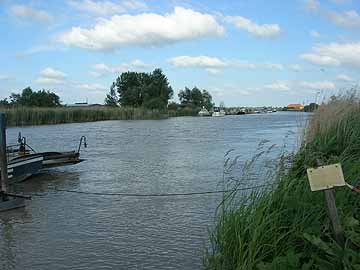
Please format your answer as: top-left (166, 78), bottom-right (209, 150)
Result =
top-left (0, 113), bottom-right (25, 211)
top-left (0, 113), bottom-right (8, 198)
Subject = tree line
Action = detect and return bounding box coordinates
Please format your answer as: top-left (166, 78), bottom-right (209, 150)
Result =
top-left (105, 68), bottom-right (213, 111)
top-left (0, 87), bottom-right (61, 107)
top-left (0, 69), bottom-right (213, 111)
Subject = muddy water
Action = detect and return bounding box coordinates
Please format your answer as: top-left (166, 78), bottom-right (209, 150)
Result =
top-left (0, 112), bottom-right (307, 269)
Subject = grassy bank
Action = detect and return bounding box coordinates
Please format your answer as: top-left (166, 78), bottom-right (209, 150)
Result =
top-left (0, 107), bottom-right (172, 126)
top-left (205, 93), bottom-right (360, 269)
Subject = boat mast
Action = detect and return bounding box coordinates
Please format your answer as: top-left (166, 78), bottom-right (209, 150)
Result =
top-left (0, 113), bottom-right (8, 197)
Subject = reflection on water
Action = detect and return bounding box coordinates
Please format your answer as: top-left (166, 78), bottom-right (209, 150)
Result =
top-left (0, 113), bottom-right (308, 269)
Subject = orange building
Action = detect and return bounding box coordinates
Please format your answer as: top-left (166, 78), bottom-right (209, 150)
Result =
top-left (287, 104), bottom-right (304, 110)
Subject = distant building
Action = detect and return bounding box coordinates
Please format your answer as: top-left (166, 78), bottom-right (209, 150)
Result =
top-left (67, 102), bottom-right (105, 108)
top-left (287, 104), bottom-right (304, 111)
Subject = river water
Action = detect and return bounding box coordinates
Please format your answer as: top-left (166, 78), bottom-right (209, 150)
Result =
top-left (0, 112), bottom-right (308, 270)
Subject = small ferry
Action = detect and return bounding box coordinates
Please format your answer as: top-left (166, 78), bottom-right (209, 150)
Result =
top-left (4, 133), bottom-right (87, 183)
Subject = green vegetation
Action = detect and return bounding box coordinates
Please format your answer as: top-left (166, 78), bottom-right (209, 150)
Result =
top-left (304, 102), bottom-right (319, 112)
top-left (205, 93), bottom-right (360, 269)
top-left (0, 70), bottom-right (215, 125)
top-left (105, 68), bottom-right (173, 110)
top-left (1, 87), bottom-right (61, 107)
top-left (1, 107), bottom-right (168, 126)
top-left (178, 87), bottom-right (214, 111)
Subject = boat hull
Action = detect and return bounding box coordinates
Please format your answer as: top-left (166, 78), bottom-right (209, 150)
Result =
top-left (10, 151), bottom-right (84, 169)
top-left (0, 197), bottom-right (25, 212)
top-left (212, 112), bottom-right (226, 117)
top-left (2, 155), bottom-right (44, 183)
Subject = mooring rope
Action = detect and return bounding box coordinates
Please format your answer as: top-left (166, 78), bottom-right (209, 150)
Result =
top-left (53, 184), bottom-right (268, 197)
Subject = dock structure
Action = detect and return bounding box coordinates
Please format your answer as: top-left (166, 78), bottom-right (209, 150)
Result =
top-left (0, 113), bottom-right (26, 212)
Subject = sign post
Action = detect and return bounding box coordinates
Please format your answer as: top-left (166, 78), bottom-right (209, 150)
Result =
top-left (307, 162), bottom-right (345, 246)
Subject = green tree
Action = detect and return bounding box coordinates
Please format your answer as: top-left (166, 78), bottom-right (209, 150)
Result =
top-left (201, 90), bottom-right (214, 110)
top-left (115, 71), bottom-right (145, 107)
top-left (19, 87), bottom-right (33, 106)
top-left (105, 82), bottom-right (119, 107)
top-left (110, 69), bottom-right (173, 110)
top-left (0, 98), bottom-right (9, 107)
top-left (304, 102), bottom-right (319, 112)
top-left (8, 87), bottom-right (61, 107)
top-left (178, 87), bottom-right (192, 105)
top-left (178, 87), bottom-right (213, 110)
top-left (190, 87), bottom-right (203, 107)
top-left (143, 69), bottom-right (173, 109)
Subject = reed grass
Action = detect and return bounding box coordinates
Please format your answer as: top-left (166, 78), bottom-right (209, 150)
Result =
top-left (205, 91), bottom-right (360, 269)
top-left (0, 106), bottom-right (170, 126)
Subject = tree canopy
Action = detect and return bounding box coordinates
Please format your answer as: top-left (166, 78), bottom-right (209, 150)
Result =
top-left (304, 102), bottom-right (319, 112)
top-left (105, 69), bottom-right (173, 110)
top-left (1, 87), bottom-right (61, 107)
top-left (178, 87), bottom-right (214, 110)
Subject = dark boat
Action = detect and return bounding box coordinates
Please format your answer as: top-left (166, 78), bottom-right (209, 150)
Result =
top-left (5, 134), bottom-right (87, 183)
top-left (1, 154), bottom-right (43, 183)
top-left (10, 151), bottom-right (84, 169)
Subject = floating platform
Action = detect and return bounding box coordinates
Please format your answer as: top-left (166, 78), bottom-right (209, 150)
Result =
top-left (0, 197), bottom-right (25, 212)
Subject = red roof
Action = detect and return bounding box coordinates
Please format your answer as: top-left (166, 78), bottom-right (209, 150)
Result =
top-left (287, 104), bottom-right (304, 108)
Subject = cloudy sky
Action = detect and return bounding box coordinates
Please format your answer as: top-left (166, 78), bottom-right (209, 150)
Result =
top-left (0, 0), bottom-right (359, 106)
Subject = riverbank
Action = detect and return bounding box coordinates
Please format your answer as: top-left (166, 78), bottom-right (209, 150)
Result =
top-left (0, 107), bottom-right (199, 126)
top-left (205, 94), bottom-right (360, 269)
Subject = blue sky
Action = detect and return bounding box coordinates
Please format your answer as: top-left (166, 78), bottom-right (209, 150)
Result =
top-left (0, 0), bottom-right (359, 106)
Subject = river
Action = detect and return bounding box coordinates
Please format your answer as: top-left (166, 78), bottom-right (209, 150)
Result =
top-left (0, 112), bottom-right (308, 270)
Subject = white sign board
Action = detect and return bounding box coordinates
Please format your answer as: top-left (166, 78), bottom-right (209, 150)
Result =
top-left (307, 163), bottom-right (346, 191)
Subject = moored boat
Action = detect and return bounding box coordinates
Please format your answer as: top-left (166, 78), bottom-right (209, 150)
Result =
top-left (198, 106), bottom-right (211, 116)
top-left (4, 133), bottom-right (87, 183)
top-left (1, 152), bottom-right (43, 183)
top-left (212, 107), bottom-right (226, 117)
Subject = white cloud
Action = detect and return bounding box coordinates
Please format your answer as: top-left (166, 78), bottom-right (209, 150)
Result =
top-left (300, 42), bottom-right (360, 68)
top-left (309, 30), bottom-right (320, 37)
top-left (300, 53), bottom-right (340, 66)
top-left (225, 16), bottom-right (281, 38)
top-left (77, 83), bottom-right (107, 91)
top-left (336, 74), bottom-right (353, 81)
top-left (131, 59), bottom-right (151, 68)
top-left (237, 62), bottom-right (283, 69)
top-left (262, 80), bottom-right (336, 93)
top-left (305, 0), bottom-right (360, 29)
top-left (289, 64), bottom-right (303, 72)
top-left (40, 67), bottom-right (67, 79)
top-left (35, 77), bottom-right (64, 85)
top-left (90, 60), bottom-right (151, 76)
top-left (67, 0), bottom-right (147, 16)
top-left (264, 81), bottom-right (290, 91)
top-left (167, 55), bottom-right (283, 72)
top-left (36, 67), bottom-right (66, 85)
top-left (300, 81), bottom-right (336, 90)
top-left (326, 10), bottom-right (360, 28)
top-left (168, 56), bottom-right (227, 68)
top-left (10, 4), bottom-right (53, 22)
top-left (59, 6), bottom-right (224, 51)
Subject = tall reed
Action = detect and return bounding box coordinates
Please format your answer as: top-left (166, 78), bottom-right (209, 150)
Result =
top-left (205, 91), bottom-right (360, 269)
top-left (0, 107), bottom-right (169, 126)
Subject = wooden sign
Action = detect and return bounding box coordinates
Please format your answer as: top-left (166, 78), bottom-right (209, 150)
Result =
top-left (307, 163), bottom-right (345, 191)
